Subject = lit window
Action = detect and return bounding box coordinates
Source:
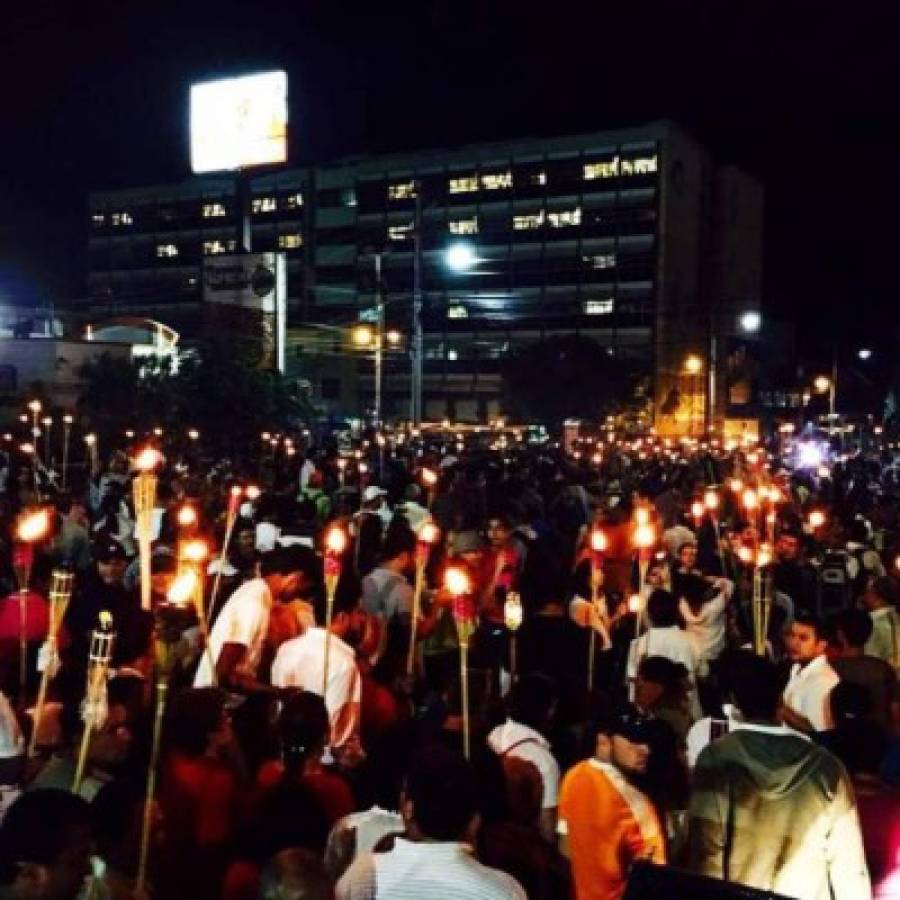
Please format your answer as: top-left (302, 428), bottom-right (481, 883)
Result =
top-left (513, 211), bottom-right (545, 230)
top-left (481, 171), bottom-right (512, 190)
top-left (447, 304), bottom-right (468, 319)
top-left (91, 213), bottom-right (105, 226)
top-left (252, 196), bottom-right (277, 213)
top-left (548, 208), bottom-right (581, 228)
top-left (584, 253), bottom-right (616, 269)
top-left (110, 212), bottom-right (133, 226)
top-left (584, 158), bottom-right (619, 180)
top-left (388, 223), bottom-right (413, 241)
top-left (449, 175), bottom-right (479, 194)
top-left (284, 192), bottom-right (304, 210)
top-left (529, 171), bottom-right (547, 186)
top-left (156, 243), bottom-right (178, 258)
top-left (388, 181), bottom-right (417, 200)
top-left (202, 202), bottom-right (227, 218)
top-left (449, 217), bottom-right (478, 235)
top-left (277, 233), bottom-right (303, 249)
top-left (621, 155), bottom-right (658, 175)
top-left (447, 349), bottom-right (459, 361)
top-left (584, 299), bottom-right (614, 315)
top-left (202, 239), bottom-right (236, 255)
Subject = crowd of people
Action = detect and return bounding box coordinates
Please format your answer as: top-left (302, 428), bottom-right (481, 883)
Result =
top-left (0, 426), bottom-right (899, 899)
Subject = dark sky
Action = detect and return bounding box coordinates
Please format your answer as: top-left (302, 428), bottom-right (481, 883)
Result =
top-left (1, 0), bottom-right (897, 348)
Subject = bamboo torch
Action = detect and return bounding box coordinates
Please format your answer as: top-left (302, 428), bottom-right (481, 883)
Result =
top-left (73, 612), bottom-right (115, 794)
top-left (504, 591), bottom-right (523, 683)
top-left (587, 528), bottom-right (608, 693)
top-left (421, 467), bottom-right (438, 509)
top-left (28, 568), bottom-right (73, 756)
top-left (407, 521), bottom-right (440, 677)
top-left (14, 508), bottom-right (51, 696)
top-left (61, 414), bottom-right (74, 489)
top-left (179, 538), bottom-right (214, 685)
top-left (633, 513), bottom-right (656, 638)
top-left (446, 566), bottom-right (474, 760)
top-left (136, 573), bottom-right (197, 893)
top-left (208, 486), bottom-right (243, 625)
top-left (132, 446), bottom-right (161, 612)
top-left (752, 545), bottom-right (773, 656)
top-left (322, 525), bottom-right (348, 695)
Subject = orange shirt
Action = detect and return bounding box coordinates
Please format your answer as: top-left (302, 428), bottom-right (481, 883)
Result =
top-left (558, 759), bottom-right (665, 900)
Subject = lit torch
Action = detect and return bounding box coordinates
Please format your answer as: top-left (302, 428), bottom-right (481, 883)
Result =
top-left (421, 467), bottom-right (438, 508)
top-left (73, 611), bottom-right (115, 794)
top-left (633, 514), bottom-right (656, 638)
top-left (407, 521), bottom-right (440, 677)
top-left (446, 565), bottom-right (474, 760)
top-left (587, 528), bottom-right (608, 692)
top-left (752, 544), bottom-right (773, 656)
top-left (132, 446), bottom-right (161, 611)
top-left (15, 509), bottom-right (50, 695)
top-left (504, 591), bottom-right (523, 682)
top-left (28, 568), bottom-right (74, 757)
top-left (208, 486), bottom-right (243, 627)
top-left (322, 526), bottom-right (348, 695)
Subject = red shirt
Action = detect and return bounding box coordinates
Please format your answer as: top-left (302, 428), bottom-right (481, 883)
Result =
top-left (0, 592), bottom-right (49, 642)
top-left (257, 760), bottom-right (355, 826)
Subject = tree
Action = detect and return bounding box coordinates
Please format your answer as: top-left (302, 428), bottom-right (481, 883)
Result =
top-left (501, 334), bottom-right (640, 428)
top-left (78, 341), bottom-right (314, 459)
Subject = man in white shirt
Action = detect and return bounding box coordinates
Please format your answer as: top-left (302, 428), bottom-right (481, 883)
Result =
top-left (627, 589), bottom-right (700, 715)
top-left (195, 546), bottom-right (320, 692)
top-left (863, 576), bottom-right (900, 668)
top-left (271, 608), bottom-right (363, 748)
top-left (487, 673), bottom-right (560, 841)
top-left (677, 573), bottom-right (734, 666)
top-left (781, 613), bottom-right (840, 733)
top-left (336, 747), bottom-right (526, 900)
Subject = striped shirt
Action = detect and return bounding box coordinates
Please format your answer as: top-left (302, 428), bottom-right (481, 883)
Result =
top-left (336, 837), bottom-right (526, 900)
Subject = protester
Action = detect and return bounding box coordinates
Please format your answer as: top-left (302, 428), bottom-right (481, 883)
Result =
top-left (781, 612), bottom-right (841, 733)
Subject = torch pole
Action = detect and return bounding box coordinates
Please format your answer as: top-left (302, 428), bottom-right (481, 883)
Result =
top-left (407, 556), bottom-right (426, 677)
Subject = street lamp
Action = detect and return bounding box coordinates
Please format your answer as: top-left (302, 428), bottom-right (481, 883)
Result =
top-left (444, 242), bottom-right (477, 274)
top-left (352, 325), bottom-right (374, 347)
top-left (684, 355), bottom-right (703, 375)
top-left (740, 310), bottom-right (762, 334)
top-left (683, 355), bottom-right (703, 438)
top-left (858, 348), bottom-right (873, 361)
top-left (813, 375), bottom-right (831, 395)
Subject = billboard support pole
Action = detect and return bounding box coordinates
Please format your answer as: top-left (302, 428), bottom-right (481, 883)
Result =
top-left (236, 169), bottom-right (252, 253)
top-left (411, 185), bottom-right (423, 425)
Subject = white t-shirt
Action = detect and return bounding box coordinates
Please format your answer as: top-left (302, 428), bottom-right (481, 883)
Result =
top-left (194, 578), bottom-right (272, 688)
top-left (783, 654), bottom-right (840, 732)
top-left (678, 578), bottom-right (734, 663)
top-left (487, 719), bottom-right (560, 810)
top-left (271, 627), bottom-right (361, 747)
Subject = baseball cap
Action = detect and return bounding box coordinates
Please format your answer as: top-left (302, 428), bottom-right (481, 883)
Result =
top-left (592, 706), bottom-right (655, 745)
top-left (93, 537), bottom-right (128, 563)
top-left (363, 485), bottom-right (388, 503)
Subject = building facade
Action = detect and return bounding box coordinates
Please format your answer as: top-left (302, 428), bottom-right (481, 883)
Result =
top-left (87, 120), bottom-right (763, 429)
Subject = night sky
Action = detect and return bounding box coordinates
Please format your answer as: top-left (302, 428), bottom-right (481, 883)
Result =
top-left (1, 0), bottom-right (896, 351)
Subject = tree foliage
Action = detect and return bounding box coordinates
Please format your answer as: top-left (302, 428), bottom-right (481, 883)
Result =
top-left (77, 340), bottom-right (314, 457)
top-left (501, 334), bottom-right (639, 427)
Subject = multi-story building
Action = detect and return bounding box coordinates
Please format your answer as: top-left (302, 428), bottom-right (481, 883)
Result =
top-left (87, 120), bottom-right (763, 429)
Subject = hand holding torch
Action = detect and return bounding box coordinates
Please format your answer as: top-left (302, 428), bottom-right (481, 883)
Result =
top-left (407, 521), bottom-right (439, 677)
top-left (73, 612), bottom-right (115, 794)
top-left (28, 568), bottom-right (73, 756)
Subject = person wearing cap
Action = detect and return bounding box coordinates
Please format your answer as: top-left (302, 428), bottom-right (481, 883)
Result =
top-left (558, 708), bottom-right (665, 900)
top-left (352, 487), bottom-right (390, 578)
top-left (687, 652), bottom-right (870, 900)
top-left (194, 545), bottom-right (320, 693)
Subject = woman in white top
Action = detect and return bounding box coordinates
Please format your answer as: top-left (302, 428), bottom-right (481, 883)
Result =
top-left (676, 573), bottom-right (734, 670)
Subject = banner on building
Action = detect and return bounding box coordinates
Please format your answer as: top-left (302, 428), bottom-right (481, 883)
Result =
top-left (202, 252), bottom-right (287, 372)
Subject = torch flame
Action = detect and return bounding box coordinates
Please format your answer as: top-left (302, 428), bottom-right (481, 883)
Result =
top-left (704, 489), bottom-right (719, 511)
top-left (634, 523), bottom-right (656, 550)
top-left (691, 501), bottom-right (704, 521)
top-left (742, 489), bottom-right (759, 511)
top-left (134, 446), bottom-right (160, 471)
top-left (17, 509), bottom-right (50, 543)
top-left (757, 545), bottom-right (773, 567)
top-left (181, 539), bottom-right (209, 563)
top-left (177, 505), bottom-right (197, 527)
top-left (809, 510), bottom-right (826, 530)
top-left (444, 566), bottom-right (471, 597)
top-left (168, 571), bottom-right (198, 606)
top-left (418, 522), bottom-right (440, 545)
top-left (729, 478), bottom-right (743, 493)
top-left (325, 526), bottom-right (348, 555)
top-left (635, 507), bottom-right (650, 526)
top-left (628, 594), bottom-right (642, 614)
top-left (590, 529), bottom-right (608, 553)
top-left (421, 468), bottom-right (438, 487)
top-left (245, 485), bottom-right (261, 501)
top-left (738, 546), bottom-right (754, 564)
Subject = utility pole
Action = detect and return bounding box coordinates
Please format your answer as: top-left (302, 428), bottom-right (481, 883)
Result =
top-left (374, 252), bottom-right (384, 429)
top-left (411, 184), bottom-right (423, 425)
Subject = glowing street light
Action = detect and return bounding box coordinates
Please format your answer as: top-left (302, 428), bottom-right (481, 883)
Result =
top-left (444, 242), bottom-right (477, 273)
top-left (684, 354), bottom-right (703, 375)
top-left (813, 375), bottom-right (831, 394)
top-left (858, 348), bottom-right (873, 361)
top-left (352, 324), bottom-right (374, 347)
top-left (740, 310), bottom-right (762, 333)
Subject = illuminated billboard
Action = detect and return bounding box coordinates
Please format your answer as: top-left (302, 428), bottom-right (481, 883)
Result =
top-left (190, 71), bottom-right (288, 173)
